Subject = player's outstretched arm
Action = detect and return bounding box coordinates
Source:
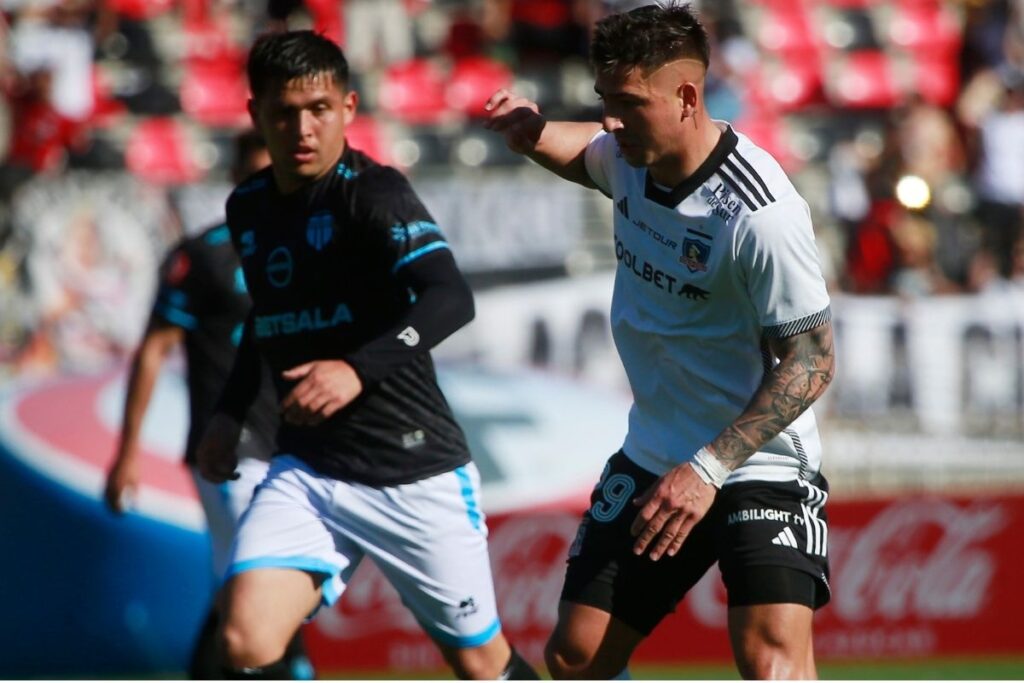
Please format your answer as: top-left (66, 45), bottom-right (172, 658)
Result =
top-left (105, 324), bottom-right (183, 513)
top-left (484, 88), bottom-right (601, 189)
top-left (630, 322), bottom-right (835, 561)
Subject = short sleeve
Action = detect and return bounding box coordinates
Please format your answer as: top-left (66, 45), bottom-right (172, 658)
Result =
top-left (353, 166), bottom-right (451, 275)
top-left (150, 242), bottom-right (202, 331)
top-left (736, 199), bottom-right (831, 338)
top-left (583, 129), bottom-right (615, 198)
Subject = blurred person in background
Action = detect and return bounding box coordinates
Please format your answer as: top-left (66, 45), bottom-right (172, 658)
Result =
top-left (967, 68), bottom-right (1024, 278)
top-left (197, 31), bottom-right (539, 680)
top-left (104, 131), bottom-right (315, 680)
top-left (486, 2), bottom-right (834, 678)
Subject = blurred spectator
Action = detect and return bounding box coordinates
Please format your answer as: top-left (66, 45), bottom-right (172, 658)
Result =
top-left (7, 0), bottom-right (95, 122)
top-left (0, 69), bottom-right (84, 201)
top-left (888, 210), bottom-right (960, 298)
top-left (344, 0), bottom-right (413, 72)
top-left (484, 0), bottom-right (589, 66)
top-left (968, 68), bottom-right (1024, 277)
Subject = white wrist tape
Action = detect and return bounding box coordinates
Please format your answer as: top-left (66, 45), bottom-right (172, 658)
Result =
top-left (689, 447), bottom-right (731, 488)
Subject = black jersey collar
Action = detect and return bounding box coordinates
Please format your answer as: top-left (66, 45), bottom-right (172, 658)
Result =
top-left (644, 125), bottom-right (738, 208)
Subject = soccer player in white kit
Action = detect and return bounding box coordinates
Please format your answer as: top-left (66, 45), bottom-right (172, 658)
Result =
top-left (486, 2), bottom-right (835, 679)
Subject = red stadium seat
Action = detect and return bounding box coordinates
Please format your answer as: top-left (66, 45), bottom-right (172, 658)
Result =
top-left (304, 0), bottom-right (344, 44)
top-left (825, 50), bottom-right (900, 108)
top-left (750, 4), bottom-right (820, 57)
top-left (904, 50), bottom-right (960, 107)
top-left (446, 56), bottom-right (514, 118)
top-left (105, 0), bottom-right (174, 20)
top-left (747, 53), bottom-right (826, 112)
top-left (180, 58), bottom-right (250, 127)
top-left (883, 1), bottom-right (960, 52)
top-left (378, 58), bottom-right (453, 125)
top-left (345, 116), bottom-right (392, 166)
top-left (125, 117), bottom-right (203, 185)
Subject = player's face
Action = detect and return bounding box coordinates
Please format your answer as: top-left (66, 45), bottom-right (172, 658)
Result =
top-left (249, 73), bottom-right (357, 194)
top-left (595, 64), bottom-right (696, 169)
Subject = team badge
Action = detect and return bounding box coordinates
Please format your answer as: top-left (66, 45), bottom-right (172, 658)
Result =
top-left (166, 252), bottom-right (191, 285)
top-left (680, 237), bottom-right (710, 273)
top-left (306, 212), bottom-right (334, 251)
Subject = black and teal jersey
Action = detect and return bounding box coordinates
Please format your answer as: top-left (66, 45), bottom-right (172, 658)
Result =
top-left (150, 223), bottom-right (278, 464)
top-left (218, 145), bottom-right (474, 486)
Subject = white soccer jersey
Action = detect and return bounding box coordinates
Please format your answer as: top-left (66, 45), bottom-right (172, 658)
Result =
top-left (584, 123), bottom-right (831, 485)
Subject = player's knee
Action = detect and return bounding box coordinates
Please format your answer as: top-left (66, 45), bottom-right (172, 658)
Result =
top-left (221, 619), bottom-right (287, 669)
top-left (447, 649), bottom-right (504, 680)
top-left (734, 639), bottom-right (806, 680)
top-left (544, 633), bottom-right (622, 680)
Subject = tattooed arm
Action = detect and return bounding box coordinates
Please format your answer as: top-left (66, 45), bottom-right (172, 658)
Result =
top-left (629, 321), bottom-right (835, 561)
top-left (709, 321), bottom-right (835, 470)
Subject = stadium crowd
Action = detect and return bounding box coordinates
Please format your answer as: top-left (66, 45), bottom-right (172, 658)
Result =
top-left (0, 0), bottom-right (1023, 376)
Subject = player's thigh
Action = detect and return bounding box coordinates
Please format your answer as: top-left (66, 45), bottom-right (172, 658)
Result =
top-left (554, 452), bottom-right (718, 670)
top-left (227, 455), bottom-right (365, 616)
top-left (352, 463), bottom-right (504, 651)
top-left (546, 601), bottom-right (644, 678)
top-left (727, 601), bottom-right (815, 679)
top-left (223, 567), bottom-right (323, 646)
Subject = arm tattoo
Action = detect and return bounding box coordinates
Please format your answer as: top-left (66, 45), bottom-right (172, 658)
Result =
top-left (710, 322), bottom-right (835, 470)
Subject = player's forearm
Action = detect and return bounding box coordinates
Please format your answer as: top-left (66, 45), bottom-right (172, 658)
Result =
top-left (526, 121), bottom-right (601, 188)
top-left (117, 329), bottom-right (179, 461)
top-left (707, 322), bottom-right (835, 471)
top-left (345, 252), bottom-right (473, 385)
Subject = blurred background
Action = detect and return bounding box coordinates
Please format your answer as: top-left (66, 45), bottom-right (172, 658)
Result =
top-left (0, 0), bottom-right (1023, 678)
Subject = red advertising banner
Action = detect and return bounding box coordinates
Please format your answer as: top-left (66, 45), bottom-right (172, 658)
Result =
top-left (304, 493), bottom-right (1024, 671)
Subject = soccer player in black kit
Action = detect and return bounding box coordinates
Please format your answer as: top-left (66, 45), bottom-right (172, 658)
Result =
top-left (196, 31), bottom-right (539, 680)
top-left (105, 131), bottom-right (314, 679)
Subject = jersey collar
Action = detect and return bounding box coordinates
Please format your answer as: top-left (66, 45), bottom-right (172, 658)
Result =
top-left (643, 124), bottom-right (738, 208)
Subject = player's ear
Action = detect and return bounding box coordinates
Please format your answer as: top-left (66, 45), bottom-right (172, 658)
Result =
top-left (678, 82), bottom-right (699, 122)
top-left (342, 89), bottom-right (359, 126)
top-left (247, 98), bottom-right (259, 128)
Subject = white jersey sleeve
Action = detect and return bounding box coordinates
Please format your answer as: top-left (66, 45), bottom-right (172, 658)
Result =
top-left (583, 129), bottom-right (615, 197)
top-left (736, 198), bottom-right (831, 338)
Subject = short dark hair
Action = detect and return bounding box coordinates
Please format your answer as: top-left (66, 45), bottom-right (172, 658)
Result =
top-left (247, 30), bottom-right (349, 101)
top-left (590, 2), bottom-right (710, 77)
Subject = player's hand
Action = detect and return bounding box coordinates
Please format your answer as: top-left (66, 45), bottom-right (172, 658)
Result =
top-left (630, 462), bottom-right (717, 561)
top-left (280, 360), bottom-right (363, 426)
top-left (483, 88), bottom-right (546, 155)
top-left (197, 413), bottom-right (242, 483)
top-left (104, 455), bottom-right (139, 514)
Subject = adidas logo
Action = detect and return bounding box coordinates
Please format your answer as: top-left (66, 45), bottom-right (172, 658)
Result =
top-left (616, 197), bottom-right (629, 219)
top-left (771, 526), bottom-right (799, 549)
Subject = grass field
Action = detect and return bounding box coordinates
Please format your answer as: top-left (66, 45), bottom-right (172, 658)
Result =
top-left (327, 655), bottom-right (1024, 680)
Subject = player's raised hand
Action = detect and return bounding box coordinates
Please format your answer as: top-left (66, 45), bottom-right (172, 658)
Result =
top-left (630, 462), bottom-right (717, 561)
top-left (196, 413), bottom-right (242, 483)
top-left (280, 360), bottom-right (363, 426)
top-left (483, 88), bottom-right (546, 155)
top-left (104, 454), bottom-right (139, 514)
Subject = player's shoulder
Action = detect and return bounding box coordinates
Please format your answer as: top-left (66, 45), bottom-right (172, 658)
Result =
top-left (726, 128), bottom-right (801, 213)
top-left (226, 167), bottom-right (274, 214)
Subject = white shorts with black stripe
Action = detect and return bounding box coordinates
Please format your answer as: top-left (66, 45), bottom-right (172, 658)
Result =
top-left (225, 455), bottom-right (501, 649)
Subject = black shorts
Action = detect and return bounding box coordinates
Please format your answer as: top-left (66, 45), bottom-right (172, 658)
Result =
top-left (562, 451), bottom-right (831, 635)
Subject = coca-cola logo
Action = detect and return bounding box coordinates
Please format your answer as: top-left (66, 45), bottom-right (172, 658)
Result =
top-left (828, 500), bottom-right (1006, 622)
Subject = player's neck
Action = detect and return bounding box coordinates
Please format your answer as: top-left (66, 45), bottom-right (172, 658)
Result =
top-left (648, 115), bottom-right (722, 189)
